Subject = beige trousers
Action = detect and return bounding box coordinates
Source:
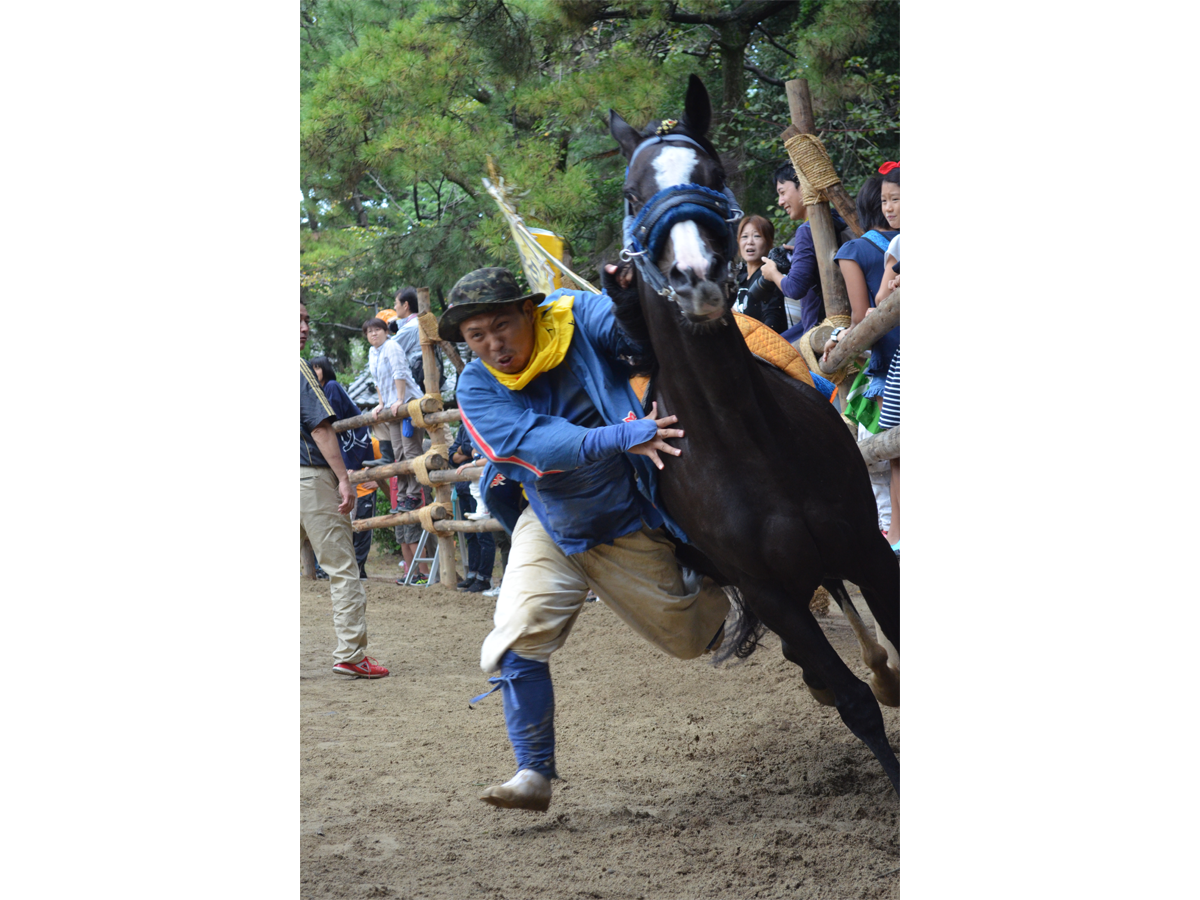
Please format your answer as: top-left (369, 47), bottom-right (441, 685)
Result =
top-left (480, 506), bottom-right (730, 673)
top-left (300, 466), bottom-right (368, 664)
top-left (385, 420), bottom-right (427, 504)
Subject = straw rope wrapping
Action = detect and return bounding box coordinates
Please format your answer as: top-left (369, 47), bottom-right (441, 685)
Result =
top-left (794, 314), bottom-right (855, 386)
top-left (784, 133), bottom-right (842, 207)
top-left (417, 501), bottom-right (452, 534)
top-left (416, 310), bottom-right (441, 346)
top-left (795, 170), bottom-right (822, 209)
top-left (410, 445), bottom-right (449, 488)
top-left (406, 396), bottom-right (442, 430)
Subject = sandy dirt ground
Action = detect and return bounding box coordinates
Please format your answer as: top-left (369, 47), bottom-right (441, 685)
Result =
top-left (300, 548), bottom-right (899, 899)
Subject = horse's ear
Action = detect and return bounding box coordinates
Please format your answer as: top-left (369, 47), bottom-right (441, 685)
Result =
top-left (609, 109), bottom-right (642, 160)
top-left (682, 74), bottom-right (711, 136)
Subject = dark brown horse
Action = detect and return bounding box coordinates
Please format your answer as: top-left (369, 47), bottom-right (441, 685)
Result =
top-left (605, 76), bottom-right (901, 792)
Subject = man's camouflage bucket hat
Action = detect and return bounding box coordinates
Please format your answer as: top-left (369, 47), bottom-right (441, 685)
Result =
top-left (437, 267), bottom-right (545, 343)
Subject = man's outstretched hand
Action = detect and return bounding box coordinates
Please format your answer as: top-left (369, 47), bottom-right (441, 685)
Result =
top-left (628, 401), bottom-right (684, 470)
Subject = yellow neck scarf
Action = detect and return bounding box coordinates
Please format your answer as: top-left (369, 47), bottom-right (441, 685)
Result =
top-left (483, 296), bottom-right (575, 390)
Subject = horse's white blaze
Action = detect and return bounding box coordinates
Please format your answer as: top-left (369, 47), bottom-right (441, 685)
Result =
top-left (651, 146), bottom-right (696, 189)
top-left (651, 145), bottom-right (713, 279)
top-left (668, 220), bottom-right (710, 277)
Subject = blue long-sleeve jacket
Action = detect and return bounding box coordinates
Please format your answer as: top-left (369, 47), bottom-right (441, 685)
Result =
top-left (457, 290), bottom-right (686, 555)
top-left (779, 209), bottom-right (847, 334)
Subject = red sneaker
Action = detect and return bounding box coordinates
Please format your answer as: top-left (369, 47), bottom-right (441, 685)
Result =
top-left (332, 656), bottom-right (389, 679)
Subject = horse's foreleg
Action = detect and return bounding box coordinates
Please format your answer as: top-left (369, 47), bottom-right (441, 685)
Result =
top-left (781, 639), bottom-right (836, 706)
top-left (745, 581), bottom-right (899, 794)
top-left (823, 579), bottom-right (899, 708)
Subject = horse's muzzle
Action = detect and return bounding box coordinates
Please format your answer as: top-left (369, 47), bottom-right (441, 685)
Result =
top-left (667, 260), bottom-right (729, 322)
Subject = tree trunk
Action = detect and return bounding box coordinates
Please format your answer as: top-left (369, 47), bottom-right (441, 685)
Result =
top-left (350, 188), bottom-right (369, 227)
top-left (432, 518), bottom-right (506, 534)
top-left (859, 426), bottom-right (899, 465)
top-left (715, 26), bottom-right (750, 201)
top-left (347, 454), bottom-right (448, 486)
top-left (332, 396), bottom-right (447, 433)
top-left (353, 513), bottom-right (504, 535)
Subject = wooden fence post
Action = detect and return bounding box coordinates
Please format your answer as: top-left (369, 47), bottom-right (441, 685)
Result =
top-left (780, 79), bottom-right (853, 357)
top-left (417, 287), bottom-right (463, 587)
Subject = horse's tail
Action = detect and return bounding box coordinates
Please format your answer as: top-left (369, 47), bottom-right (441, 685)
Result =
top-left (821, 578), bottom-right (855, 615)
top-left (711, 585), bottom-right (766, 665)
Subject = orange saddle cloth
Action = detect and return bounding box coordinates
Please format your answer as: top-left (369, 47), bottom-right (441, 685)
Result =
top-left (626, 314), bottom-right (816, 405)
top-left (733, 312), bottom-right (814, 388)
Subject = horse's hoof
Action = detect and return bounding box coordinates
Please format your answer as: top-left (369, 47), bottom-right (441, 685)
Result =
top-left (479, 769), bottom-right (552, 812)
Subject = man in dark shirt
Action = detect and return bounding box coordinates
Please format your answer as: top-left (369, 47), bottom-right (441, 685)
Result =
top-left (300, 302), bottom-right (388, 679)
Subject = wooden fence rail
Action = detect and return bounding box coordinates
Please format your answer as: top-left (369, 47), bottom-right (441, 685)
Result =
top-left (859, 426), bottom-right (900, 466)
top-left (333, 404), bottom-right (461, 434)
top-left (818, 289), bottom-right (900, 376)
top-left (347, 455), bottom-right (446, 483)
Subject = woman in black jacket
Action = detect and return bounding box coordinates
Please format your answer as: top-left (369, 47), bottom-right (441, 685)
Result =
top-left (732, 214), bottom-right (786, 332)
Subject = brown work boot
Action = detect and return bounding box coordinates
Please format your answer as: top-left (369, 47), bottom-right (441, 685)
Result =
top-left (479, 769), bottom-right (552, 812)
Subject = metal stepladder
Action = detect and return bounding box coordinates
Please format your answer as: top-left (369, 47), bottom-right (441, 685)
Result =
top-left (402, 530), bottom-right (439, 586)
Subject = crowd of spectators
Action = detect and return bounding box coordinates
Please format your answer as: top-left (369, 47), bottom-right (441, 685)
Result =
top-left (736, 160), bottom-right (901, 555)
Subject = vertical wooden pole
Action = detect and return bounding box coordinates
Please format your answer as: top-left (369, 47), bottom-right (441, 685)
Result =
top-left (782, 80), bottom-right (851, 325)
top-left (416, 287), bottom-right (462, 587)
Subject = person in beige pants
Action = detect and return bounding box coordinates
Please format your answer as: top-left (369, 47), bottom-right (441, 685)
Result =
top-left (301, 303), bottom-right (388, 679)
top-left (443, 268), bottom-right (728, 813)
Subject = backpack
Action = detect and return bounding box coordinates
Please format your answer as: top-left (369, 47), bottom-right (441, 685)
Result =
top-left (860, 230), bottom-right (891, 255)
top-left (410, 349), bottom-right (445, 393)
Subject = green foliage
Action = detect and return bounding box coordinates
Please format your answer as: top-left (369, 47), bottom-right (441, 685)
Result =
top-left (301, 0), bottom-right (900, 352)
top-left (787, 0), bottom-right (901, 189)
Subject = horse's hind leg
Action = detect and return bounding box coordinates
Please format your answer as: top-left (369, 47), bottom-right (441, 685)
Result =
top-left (838, 538), bottom-right (900, 656)
top-left (823, 579), bottom-right (899, 707)
top-left (746, 581), bottom-right (899, 794)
